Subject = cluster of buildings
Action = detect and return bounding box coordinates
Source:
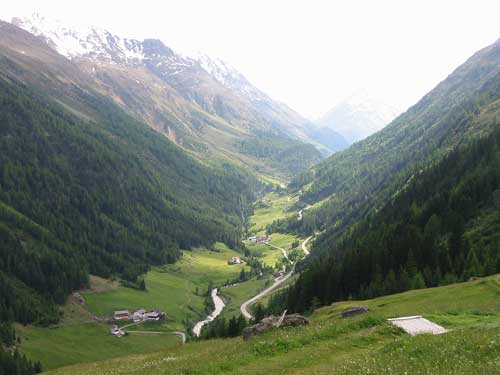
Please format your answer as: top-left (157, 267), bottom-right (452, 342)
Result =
top-left (248, 235), bottom-right (269, 244)
top-left (113, 309), bottom-right (165, 322)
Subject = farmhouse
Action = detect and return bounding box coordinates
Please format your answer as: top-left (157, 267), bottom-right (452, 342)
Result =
top-left (228, 256), bottom-right (242, 265)
top-left (248, 235), bottom-right (269, 244)
top-left (144, 311), bottom-right (163, 321)
top-left (109, 325), bottom-right (125, 337)
top-left (273, 270), bottom-right (285, 278)
top-left (256, 235), bottom-right (269, 243)
top-left (133, 309), bottom-right (146, 322)
top-left (114, 310), bottom-right (130, 321)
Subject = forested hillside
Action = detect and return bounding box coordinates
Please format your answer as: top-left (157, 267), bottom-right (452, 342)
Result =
top-left (5, 17), bottom-right (324, 179)
top-left (279, 38), bottom-right (500, 237)
top-left (269, 119), bottom-right (500, 313)
top-left (0, 74), bottom-right (260, 331)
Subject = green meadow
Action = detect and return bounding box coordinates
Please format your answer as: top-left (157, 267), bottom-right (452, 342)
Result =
top-left (85, 243), bottom-right (248, 326)
top-left (16, 323), bottom-right (180, 371)
top-left (19, 243), bottom-right (250, 371)
top-left (21, 192), bottom-right (299, 372)
top-left (220, 278), bottom-right (271, 320)
top-left (248, 192), bottom-right (298, 234)
top-left (45, 274), bottom-right (500, 375)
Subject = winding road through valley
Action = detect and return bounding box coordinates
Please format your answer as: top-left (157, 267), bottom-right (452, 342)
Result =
top-left (240, 236), bottom-right (313, 320)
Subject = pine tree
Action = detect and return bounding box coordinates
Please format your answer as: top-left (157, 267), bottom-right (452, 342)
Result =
top-left (463, 249), bottom-right (481, 280)
top-left (411, 272), bottom-right (426, 290)
top-left (254, 304), bottom-right (265, 323)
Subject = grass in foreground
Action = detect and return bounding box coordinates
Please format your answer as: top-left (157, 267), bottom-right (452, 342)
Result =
top-left (45, 275), bottom-right (500, 375)
top-left (16, 323), bottom-right (180, 371)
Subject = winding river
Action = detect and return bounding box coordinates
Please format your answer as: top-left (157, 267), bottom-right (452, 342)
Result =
top-left (192, 288), bottom-right (225, 337)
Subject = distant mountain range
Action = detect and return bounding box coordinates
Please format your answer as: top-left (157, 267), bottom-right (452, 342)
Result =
top-left (10, 13), bottom-right (329, 177)
top-left (316, 91), bottom-right (401, 145)
top-left (287, 37), bottom-right (500, 238)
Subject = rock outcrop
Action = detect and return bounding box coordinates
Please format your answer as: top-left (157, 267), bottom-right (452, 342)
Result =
top-left (341, 306), bottom-right (369, 318)
top-left (242, 314), bottom-right (309, 340)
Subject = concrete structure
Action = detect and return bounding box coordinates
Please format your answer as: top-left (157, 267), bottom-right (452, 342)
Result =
top-left (388, 316), bottom-right (448, 336)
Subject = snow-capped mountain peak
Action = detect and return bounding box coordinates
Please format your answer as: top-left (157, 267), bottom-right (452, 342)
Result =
top-left (193, 52), bottom-right (267, 102)
top-left (317, 90), bottom-right (402, 144)
top-left (12, 13), bottom-right (147, 64)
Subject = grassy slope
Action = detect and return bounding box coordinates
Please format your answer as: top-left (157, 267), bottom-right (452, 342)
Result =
top-left (85, 244), bottom-right (248, 326)
top-left (249, 192), bottom-right (299, 234)
top-left (22, 192), bottom-right (304, 371)
top-left (246, 192), bottom-right (304, 268)
top-left (19, 244), bottom-right (249, 371)
top-left (220, 278), bottom-right (271, 320)
top-left (46, 274), bottom-right (500, 375)
top-left (16, 323), bottom-right (180, 371)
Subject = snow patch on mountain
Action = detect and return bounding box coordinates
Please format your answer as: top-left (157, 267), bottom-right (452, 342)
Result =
top-left (317, 90), bottom-right (402, 144)
top-left (194, 52), bottom-right (267, 102)
top-left (12, 13), bottom-right (146, 64)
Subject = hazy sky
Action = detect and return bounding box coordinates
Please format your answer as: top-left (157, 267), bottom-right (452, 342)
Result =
top-left (2, 0), bottom-right (500, 119)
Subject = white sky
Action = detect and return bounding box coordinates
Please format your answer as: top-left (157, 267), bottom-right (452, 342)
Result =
top-left (1, 0), bottom-right (500, 119)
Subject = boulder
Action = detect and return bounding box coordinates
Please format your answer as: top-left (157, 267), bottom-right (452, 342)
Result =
top-left (242, 314), bottom-right (309, 340)
top-left (341, 305), bottom-right (369, 318)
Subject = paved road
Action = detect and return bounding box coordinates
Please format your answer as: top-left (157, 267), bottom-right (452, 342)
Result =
top-left (301, 236), bottom-right (312, 256)
top-left (267, 243), bottom-right (291, 263)
top-left (240, 270), bottom-right (293, 320)
top-left (297, 205), bottom-right (312, 221)
top-left (240, 236), bottom-right (313, 320)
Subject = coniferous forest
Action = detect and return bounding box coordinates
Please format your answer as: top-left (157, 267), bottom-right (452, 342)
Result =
top-left (0, 76), bottom-right (261, 338)
top-left (267, 123), bottom-right (500, 314)
top-left (1, 9), bottom-right (500, 374)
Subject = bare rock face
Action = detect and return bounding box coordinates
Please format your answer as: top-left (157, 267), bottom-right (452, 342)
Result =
top-left (341, 306), bottom-right (369, 318)
top-left (242, 314), bottom-right (309, 340)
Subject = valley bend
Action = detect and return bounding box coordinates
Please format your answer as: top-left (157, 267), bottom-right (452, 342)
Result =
top-left (0, 1), bottom-right (499, 374)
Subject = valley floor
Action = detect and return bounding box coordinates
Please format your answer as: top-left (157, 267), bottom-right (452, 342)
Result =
top-left (45, 274), bottom-right (500, 374)
top-left (20, 190), bottom-right (302, 371)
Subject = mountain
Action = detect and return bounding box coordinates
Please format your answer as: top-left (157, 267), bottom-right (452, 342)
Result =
top-left (267, 36), bottom-right (500, 310)
top-left (0, 18), bottom-right (264, 342)
top-left (279, 37), bottom-right (500, 236)
top-left (305, 126), bottom-right (349, 152)
top-left (265, 37), bottom-right (500, 314)
top-left (9, 13), bottom-right (325, 178)
top-left (316, 91), bottom-right (401, 144)
top-left (282, 125), bottom-right (500, 313)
